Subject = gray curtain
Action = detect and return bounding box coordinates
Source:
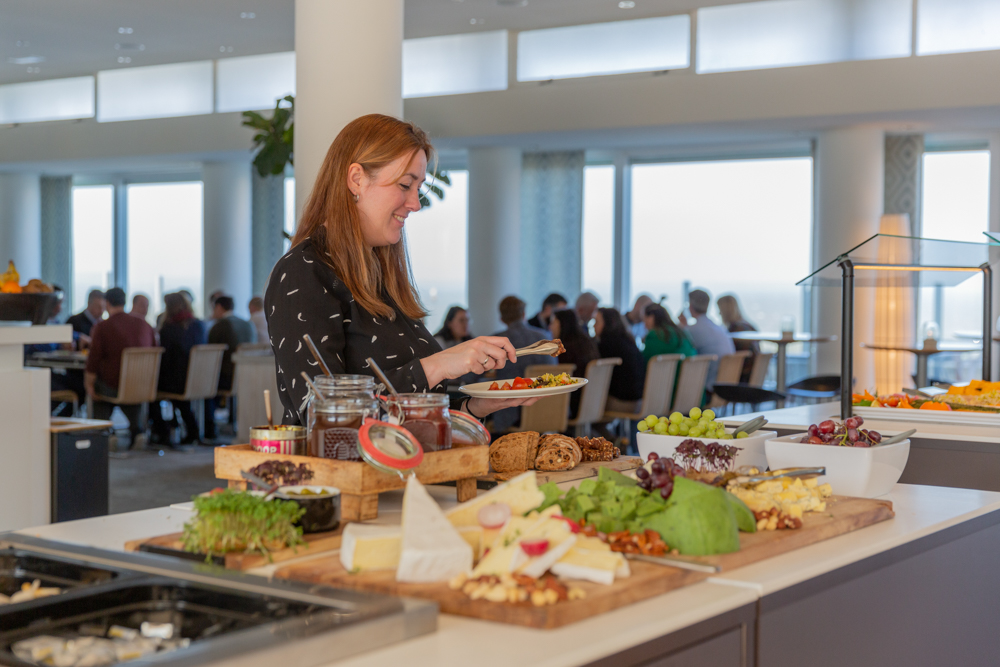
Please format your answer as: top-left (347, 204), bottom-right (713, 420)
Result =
top-left (520, 151), bottom-right (585, 317)
top-left (884, 135), bottom-right (923, 234)
top-left (252, 171), bottom-right (286, 296)
top-left (40, 176), bottom-right (73, 305)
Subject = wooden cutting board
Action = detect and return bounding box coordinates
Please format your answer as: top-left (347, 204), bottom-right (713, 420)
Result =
top-left (274, 495), bottom-right (893, 629)
top-left (124, 528), bottom-right (344, 571)
top-left (478, 458), bottom-right (644, 487)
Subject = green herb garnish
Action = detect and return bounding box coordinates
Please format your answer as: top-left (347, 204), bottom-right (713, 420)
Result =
top-left (182, 489), bottom-right (305, 562)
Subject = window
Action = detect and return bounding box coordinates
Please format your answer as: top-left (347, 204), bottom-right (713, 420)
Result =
top-left (405, 171), bottom-right (469, 334)
top-left (284, 176), bottom-right (296, 252)
top-left (216, 52), bottom-right (295, 113)
top-left (518, 16), bottom-right (689, 82)
top-left (917, 0), bottom-right (1000, 55)
top-left (630, 158), bottom-right (813, 333)
top-left (403, 31), bottom-right (507, 98)
top-left (0, 76), bottom-right (94, 125)
top-left (71, 185), bottom-right (114, 314)
top-left (918, 151), bottom-right (990, 362)
top-left (581, 165), bottom-right (615, 305)
top-left (126, 182), bottom-right (204, 319)
top-left (697, 0), bottom-right (911, 73)
top-left (97, 61), bottom-right (214, 122)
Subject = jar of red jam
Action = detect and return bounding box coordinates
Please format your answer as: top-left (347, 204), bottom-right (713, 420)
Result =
top-left (396, 393), bottom-right (451, 452)
top-left (307, 394), bottom-right (379, 461)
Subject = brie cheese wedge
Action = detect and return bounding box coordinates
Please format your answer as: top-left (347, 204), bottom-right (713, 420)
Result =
top-left (551, 548), bottom-right (630, 585)
top-left (396, 475), bottom-right (473, 583)
top-left (339, 523), bottom-right (402, 572)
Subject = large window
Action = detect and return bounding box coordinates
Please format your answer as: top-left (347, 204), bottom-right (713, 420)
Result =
top-left (71, 185), bottom-right (114, 314)
top-left (917, 0), bottom-right (1000, 56)
top-left (406, 171), bottom-right (469, 335)
top-left (630, 158), bottom-right (813, 333)
top-left (126, 182), bottom-right (204, 320)
top-left (581, 165), bottom-right (615, 305)
top-left (918, 150), bottom-right (990, 364)
top-left (403, 32), bottom-right (508, 98)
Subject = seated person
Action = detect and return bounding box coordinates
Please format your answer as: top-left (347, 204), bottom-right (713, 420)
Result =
top-left (66, 289), bottom-right (105, 337)
top-left (717, 294), bottom-right (758, 383)
top-left (642, 303), bottom-right (697, 362)
top-left (679, 288), bottom-right (735, 391)
top-left (204, 295), bottom-right (256, 441)
top-left (151, 292), bottom-right (207, 445)
top-left (528, 292), bottom-right (567, 331)
top-left (490, 296), bottom-right (556, 432)
top-left (85, 288), bottom-right (157, 447)
top-left (551, 309), bottom-right (598, 419)
top-left (595, 307), bottom-right (646, 414)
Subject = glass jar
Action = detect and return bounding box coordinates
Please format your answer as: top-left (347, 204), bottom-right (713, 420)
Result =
top-left (307, 394), bottom-right (379, 461)
top-left (313, 374), bottom-right (376, 398)
top-left (396, 393), bottom-right (451, 452)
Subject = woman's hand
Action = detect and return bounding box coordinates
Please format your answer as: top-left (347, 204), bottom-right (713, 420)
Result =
top-left (466, 396), bottom-right (541, 417)
top-left (420, 336), bottom-right (516, 388)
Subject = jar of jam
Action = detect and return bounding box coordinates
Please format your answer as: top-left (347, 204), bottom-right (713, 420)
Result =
top-left (396, 393), bottom-right (451, 452)
top-left (313, 374), bottom-right (376, 398)
top-left (307, 393), bottom-right (378, 461)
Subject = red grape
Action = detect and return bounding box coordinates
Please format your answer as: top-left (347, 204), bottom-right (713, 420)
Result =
top-left (818, 420), bottom-right (835, 434)
top-left (636, 467), bottom-right (650, 480)
top-left (647, 452), bottom-right (659, 461)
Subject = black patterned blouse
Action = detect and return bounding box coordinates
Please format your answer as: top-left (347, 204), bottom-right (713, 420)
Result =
top-left (264, 238), bottom-right (447, 425)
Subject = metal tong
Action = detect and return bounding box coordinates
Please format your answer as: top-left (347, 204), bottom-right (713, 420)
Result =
top-left (732, 466), bottom-right (826, 486)
top-left (731, 415), bottom-right (768, 437)
top-left (513, 339), bottom-right (564, 358)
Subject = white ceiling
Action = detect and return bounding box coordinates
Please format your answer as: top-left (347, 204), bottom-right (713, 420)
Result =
top-left (0, 0), bottom-right (754, 86)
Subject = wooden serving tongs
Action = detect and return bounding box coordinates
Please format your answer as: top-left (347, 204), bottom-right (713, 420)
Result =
top-left (513, 339), bottom-right (565, 358)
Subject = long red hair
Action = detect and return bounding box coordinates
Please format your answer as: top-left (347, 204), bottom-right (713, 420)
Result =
top-left (292, 114), bottom-right (432, 321)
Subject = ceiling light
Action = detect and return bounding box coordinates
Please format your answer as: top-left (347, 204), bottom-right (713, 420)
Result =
top-left (15, 40), bottom-right (29, 47)
top-left (114, 43), bottom-right (144, 51)
top-left (8, 56), bottom-right (45, 65)
top-left (220, 46), bottom-right (234, 52)
top-left (618, 1), bottom-right (636, 7)
top-left (497, 0), bottom-right (528, 6)
top-left (117, 27), bottom-right (133, 34)
top-left (470, 18), bottom-right (485, 24)
top-left (26, 66), bottom-right (41, 74)
top-left (240, 11), bottom-right (256, 18)
top-left (116, 56), bottom-right (132, 64)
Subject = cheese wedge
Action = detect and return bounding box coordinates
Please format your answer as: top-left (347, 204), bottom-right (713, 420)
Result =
top-left (513, 520), bottom-right (577, 579)
top-left (551, 548), bottom-right (630, 585)
top-left (472, 506), bottom-right (561, 577)
top-left (339, 523), bottom-right (402, 572)
top-left (457, 525), bottom-right (485, 561)
top-left (446, 471), bottom-right (545, 528)
top-left (397, 475), bottom-right (473, 583)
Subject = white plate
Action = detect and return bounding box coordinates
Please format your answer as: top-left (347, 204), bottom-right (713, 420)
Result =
top-left (459, 377), bottom-right (588, 399)
top-left (854, 406), bottom-right (1000, 427)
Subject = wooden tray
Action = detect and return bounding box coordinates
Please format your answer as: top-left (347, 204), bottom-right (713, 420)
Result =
top-left (215, 444), bottom-right (489, 521)
top-left (124, 527), bottom-right (344, 571)
top-left (275, 495), bottom-right (894, 629)
top-left (477, 458), bottom-right (645, 488)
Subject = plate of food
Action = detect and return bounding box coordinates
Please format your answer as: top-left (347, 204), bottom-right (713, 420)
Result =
top-left (459, 372), bottom-right (587, 399)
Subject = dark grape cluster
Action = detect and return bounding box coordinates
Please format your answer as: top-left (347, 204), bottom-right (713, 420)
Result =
top-left (801, 417), bottom-right (882, 447)
top-left (635, 452), bottom-right (685, 499)
top-left (673, 438), bottom-right (742, 472)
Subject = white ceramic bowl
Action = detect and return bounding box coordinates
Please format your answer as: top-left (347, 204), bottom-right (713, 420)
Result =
top-left (636, 430), bottom-right (776, 471)
top-left (764, 433), bottom-right (910, 498)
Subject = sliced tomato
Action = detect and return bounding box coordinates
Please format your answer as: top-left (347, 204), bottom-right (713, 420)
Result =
top-left (488, 382), bottom-right (499, 390)
top-left (511, 377), bottom-right (533, 390)
top-left (501, 381), bottom-right (512, 390)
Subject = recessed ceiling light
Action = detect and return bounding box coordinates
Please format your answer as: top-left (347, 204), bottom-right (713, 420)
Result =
top-left (618, 0), bottom-right (636, 7)
top-left (15, 40), bottom-right (29, 48)
top-left (8, 56), bottom-right (45, 65)
top-left (240, 11), bottom-right (256, 18)
top-left (114, 43), bottom-right (144, 51)
top-left (26, 66), bottom-right (41, 74)
top-left (470, 18), bottom-right (485, 24)
top-left (220, 46), bottom-right (234, 53)
top-left (116, 56), bottom-right (132, 64)
top-left (497, 0), bottom-right (528, 6)
top-left (117, 27), bottom-right (133, 34)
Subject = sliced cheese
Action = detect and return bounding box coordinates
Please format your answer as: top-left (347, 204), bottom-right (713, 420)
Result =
top-left (551, 548), bottom-right (630, 585)
top-left (397, 475), bottom-right (473, 583)
top-left (457, 525), bottom-right (485, 561)
top-left (472, 507), bottom-right (562, 578)
top-left (512, 519), bottom-right (577, 578)
top-left (574, 536), bottom-right (611, 552)
top-left (339, 523), bottom-right (401, 572)
top-left (446, 471), bottom-right (545, 528)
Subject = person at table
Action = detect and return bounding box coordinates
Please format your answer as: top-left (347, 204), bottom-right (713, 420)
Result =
top-left (204, 295), bottom-right (255, 441)
top-left (625, 294), bottom-right (654, 344)
top-left (25, 286), bottom-right (84, 415)
top-left (130, 294), bottom-right (150, 321)
top-left (678, 288), bottom-right (735, 391)
top-left (575, 292), bottom-right (600, 335)
top-left (248, 295), bottom-right (269, 345)
top-left (642, 303), bottom-right (697, 362)
top-left (550, 309), bottom-right (598, 419)
top-left (264, 113), bottom-right (537, 426)
top-left (527, 292), bottom-right (566, 331)
top-left (433, 306), bottom-right (472, 349)
top-left (490, 296), bottom-right (556, 432)
top-left (717, 293), bottom-right (758, 383)
top-left (595, 307), bottom-right (645, 414)
top-left (66, 289), bottom-right (105, 338)
top-left (151, 292), bottom-right (207, 446)
top-left (85, 288), bottom-right (157, 448)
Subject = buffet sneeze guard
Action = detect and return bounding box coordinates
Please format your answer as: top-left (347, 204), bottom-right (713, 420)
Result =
top-left (797, 233), bottom-right (1000, 419)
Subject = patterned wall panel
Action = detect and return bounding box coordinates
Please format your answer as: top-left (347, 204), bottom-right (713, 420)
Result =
top-left (520, 151), bottom-right (585, 314)
top-left (884, 134), bottom-right (923, 232)
top-left (252, 172), bottom-right (285, 296)
top-left (40, 176), bottom-right (73, 302)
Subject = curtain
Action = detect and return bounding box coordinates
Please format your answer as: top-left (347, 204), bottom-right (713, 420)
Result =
top-left (252, 171), bottom-right (285, 297)
top-left (40, 176), bottom-right (73, 299)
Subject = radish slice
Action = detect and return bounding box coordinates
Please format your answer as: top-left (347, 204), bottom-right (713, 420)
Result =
top-left (556, 516), bottom-right (581, 533)
top-left (520, 539), bottom-right (550, 557)
top-left (477, 502), bottom-right (512, 529)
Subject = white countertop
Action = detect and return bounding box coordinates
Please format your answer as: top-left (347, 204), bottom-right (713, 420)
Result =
top-left (16, 482), bottom-right (1000, 666)
top-left (721, 403), bottom-right (1000, 443)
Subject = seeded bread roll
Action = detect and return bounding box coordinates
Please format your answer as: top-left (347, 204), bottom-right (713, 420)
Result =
top-left (489, 431), bottom-right (540, 473)
top-left (534, 444), bottom-right (577, 471)
top-left (539, 434), bottom-right (581, 465)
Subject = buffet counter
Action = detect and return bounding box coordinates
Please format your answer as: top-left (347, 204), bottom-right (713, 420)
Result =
top-left (722, 403), bottom-right (1000, 492)
top-left (16, 482), bottom-right (1000, 667)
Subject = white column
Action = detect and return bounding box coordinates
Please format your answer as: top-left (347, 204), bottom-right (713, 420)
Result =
top-left (0, 173), bottom-right (42, 280)
top-left (812, 126), bottom-right (885, 392)
top-left (295, 0), bottom-right (403, 219)
top-left (612, 152), bottom-right (632, 311)
top-left (989, 133), bottom-right (1000, 381)
top-left (467, 147), bottom-right (522, 336)
top-left (203, 162), bottom-right (253, 318)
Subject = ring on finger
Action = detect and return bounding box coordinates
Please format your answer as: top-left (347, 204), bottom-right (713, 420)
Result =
top-left (481, 357), bottom-right (491, 367)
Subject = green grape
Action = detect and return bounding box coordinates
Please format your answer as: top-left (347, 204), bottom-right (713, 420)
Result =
top-left (659, 416), bottom-right (669, 423)
top-left (669, 412), bottom-right (683, 423)
top-left (667, 423), bottom-right (680, 435)
top-left (678, 424), bottom-right (690, 436)
top-left (653, 421), bottom-right (669, 435)
top-left (682, 418), bottom-right (695, 428)
top-left (736, 431), bottom-right (749, 439)
top-left (645, 415), bottom-right (658, 427)
top-left (703, 409), bottom-right (716, 421)
top-left (720, 433), bottom-right (733, 440)
top-left (690, 426), bottom-right (703, 437)
top-left (637, 421), bottom-right (649, 432)
top-left (689, 407), bottom-right (702, 420)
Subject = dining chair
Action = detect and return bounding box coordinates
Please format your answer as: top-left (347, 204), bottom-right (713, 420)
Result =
top-left (748, 352), bottom-right (774, 388)
top-left (568, 358), bottom-right (622, 437)
top-left (707, 351), bottom-right (752, 413)
top-left (603, 353), bottom-right (682, 427)
top-left (93, 347), bottom-right (165, 443)
top-left (512, 363), bottom-right (575, 434)
top-left (670, 354), bottom-right (716, 415)
top-left (155, 344), bottom-right (226, 438)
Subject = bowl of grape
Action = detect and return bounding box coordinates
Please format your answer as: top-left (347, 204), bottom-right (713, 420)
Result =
top-left (765, 418), bottom-right (910, 498)
top-left (636, 408), bottom-right (774, 470)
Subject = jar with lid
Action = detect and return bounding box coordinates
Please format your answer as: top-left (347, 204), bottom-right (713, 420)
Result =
top-left (307, 383), bottom-right (379, 461)
top-left (313, 374), bottom-right (376, 398)
top-left (396, 393), bottom-right (451, 452)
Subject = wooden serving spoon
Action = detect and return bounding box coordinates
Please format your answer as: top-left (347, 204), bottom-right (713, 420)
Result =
top-left (513, 339), bottom-right (565, 358)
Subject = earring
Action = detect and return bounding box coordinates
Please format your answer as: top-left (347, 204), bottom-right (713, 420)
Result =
top-left (353, 192), bottom-right (359, 203)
